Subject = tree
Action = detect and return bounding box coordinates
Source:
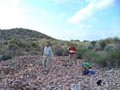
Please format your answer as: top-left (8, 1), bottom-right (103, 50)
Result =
top-left (99, 40), bottom-right (106, 50)
top-left (91, 41), bottom-right (97, 47)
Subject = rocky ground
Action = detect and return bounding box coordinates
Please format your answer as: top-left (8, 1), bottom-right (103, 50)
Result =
top-left (0, 55), bottom-right (120, 90)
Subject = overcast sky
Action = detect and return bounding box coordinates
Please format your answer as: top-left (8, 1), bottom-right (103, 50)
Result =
top-left (0, 0), bottom-right (120, 41)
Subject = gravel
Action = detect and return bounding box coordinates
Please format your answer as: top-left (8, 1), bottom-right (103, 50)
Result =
top-left (0, 55), bottom-right (120, 90)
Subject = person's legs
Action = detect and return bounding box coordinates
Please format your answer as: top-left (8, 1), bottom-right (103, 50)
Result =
top-left (43, 55), bottom-right (51, 74)
top-left (69, 54), bottom-right (74, 66)
top-left (73, 54), bottom-right (77, 65)
top-left (69, 54), bottom-right (77, 66)
top-left (43, 55), bottom-right (47, 68)
top-left (46, 56), bottom-right (51, 70)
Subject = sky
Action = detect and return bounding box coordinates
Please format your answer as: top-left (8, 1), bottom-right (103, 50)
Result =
top-left (0, 0), bottom-right (120, 41)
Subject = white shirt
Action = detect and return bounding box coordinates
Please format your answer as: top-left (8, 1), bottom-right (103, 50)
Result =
top-left (43, 46), bottom-right (53, 56)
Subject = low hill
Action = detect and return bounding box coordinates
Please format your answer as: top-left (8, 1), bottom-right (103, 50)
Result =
top-left (0, 28), bottom-right (59, 58)
top-left (0, 28), bottom-right (70, 59)
top-left (0, 28), bottom-right (55, 40)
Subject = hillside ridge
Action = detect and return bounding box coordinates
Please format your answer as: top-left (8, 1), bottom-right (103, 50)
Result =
top-left (0, 28), bottom-right (55, 40)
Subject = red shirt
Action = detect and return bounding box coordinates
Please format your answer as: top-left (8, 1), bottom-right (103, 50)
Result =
top-left (69, 47), bottom-right (76, 54)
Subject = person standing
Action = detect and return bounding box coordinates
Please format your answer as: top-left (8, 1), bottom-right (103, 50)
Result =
top-left (43, 41), bottom-right (53, 74)
top-left (68, 44), bottom-right (76, 66)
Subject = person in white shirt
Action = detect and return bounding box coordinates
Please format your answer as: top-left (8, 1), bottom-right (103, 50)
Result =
top-left (43, 41), bottom-right (53, 73)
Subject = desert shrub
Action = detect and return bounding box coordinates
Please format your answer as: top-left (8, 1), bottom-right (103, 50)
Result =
top-left (3, 41), bottom-right (8, 45)
top-left (104, 45), bottom-right (114, 52)
top-left (92, 49), bottom-right (120, 68)
top-left (112, 37), bottom-right (120, 44)
top-left (9, 38), bottom-right (20, 45)
top-left (17, 41), bottom-right (26, 48)
top-left (116, 43), bottom-right (120, 50)
top-left (0, 55), bottom-right (3, 61)
top-left (99, 40), bottom-right (106, 49)
top-left (1, 54), bottom-right (12, 61)
top-left (15, 50), bottom-right (26, 56)
top-left (107, 49), bottom-right (120, 67)
top-left (91, 41), bottom-right (97, 47)
top-left (30, 50), bottom-right (40, 55)
top-left (83, 50), bottom-right (97, 62)
top-left (76, 48), bottom-right (88, 59)
top-left (55, 47), bottom-right (63, 56)
top-left (31, 42), bottom-right (39, 48)
top-left (88, 45), bottom-right (94, 49)
top-left (104, 38), bottom-right (113, 44)
top-left (55, 50), bottom-right (63, 56)
top-left (54, 43), bottom-right (66, 56)
top-left (8, 44), bottom-right (18, 50)
top-left (62, 49), bottom-right (69, 56)
top-left (92, 54), bottom-right (108, 67)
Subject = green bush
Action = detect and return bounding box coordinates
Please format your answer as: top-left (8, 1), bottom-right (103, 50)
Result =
top-left (62, 49), bottom-right (69, 56)
top-left (107, 49), bottom-right (120, 67)
top-left (15, 50), bottom-right (26, 56)
top-left (30, 50), bottom-right (40, 55)
top-left (92, 54), bottom-right (108, 67)
top-left (99, 40), bottom-right (106, 49)
top-left (76, 48), bottom-right (88, 59)
top-left (3, 41), bottom-right (8, 45)
top-left (55, 47), bottom-right (63, 56)
top-left (31, 42), bottom-right (39, 48)
top-left (1, 55), bottom-right (12, 61)
top-left (55, 48), bottom-right (65, 56)
top-left (104, 45), bottom-right (115, 52)
top-left (8, 44), bottom-right (18, 50)
top-left (9, 38), bottom-right (20, 45)
top-left (92, 49), bottom-right (120, 68)
top-left (83, 50), bottom-right (97, 62)
top-left (91, 41), bottom-right (97, 47)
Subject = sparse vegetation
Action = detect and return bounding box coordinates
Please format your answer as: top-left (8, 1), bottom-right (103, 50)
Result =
top-left (76, 37), bottom-right (120, 68)
top-left (0, 28), bottom-right (120, 68)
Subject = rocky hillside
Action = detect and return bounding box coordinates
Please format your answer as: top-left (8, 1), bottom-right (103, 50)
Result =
top-left (0, 28), bottom-right (58, 58)
top-left (0, 28), bottom-right (55, 40)
top-left (0, 55), bottom-right (120, 90)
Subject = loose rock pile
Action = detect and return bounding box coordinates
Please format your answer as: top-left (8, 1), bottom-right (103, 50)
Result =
top-left (0, 55), bottom-right (120, 90)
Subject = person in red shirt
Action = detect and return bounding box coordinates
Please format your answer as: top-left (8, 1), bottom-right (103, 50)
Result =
top-left (68, 44), bottom-right (77, 66)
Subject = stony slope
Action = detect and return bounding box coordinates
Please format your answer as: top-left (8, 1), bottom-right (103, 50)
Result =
top-left (0, 55), bottom-right (120, 90)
